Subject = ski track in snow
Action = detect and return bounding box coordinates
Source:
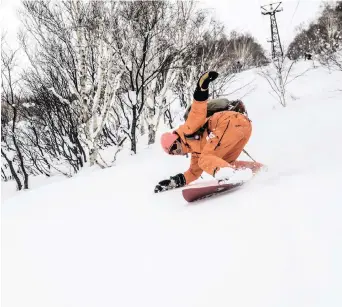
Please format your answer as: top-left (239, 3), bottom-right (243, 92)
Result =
top-left (2, 62), bottom-right (342, 307)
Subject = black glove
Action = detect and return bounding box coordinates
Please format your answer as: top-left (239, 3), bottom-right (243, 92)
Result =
top-left (193, 71), bottom-right (219, 101)
top-left (154, 173), bottom-right (186, 193)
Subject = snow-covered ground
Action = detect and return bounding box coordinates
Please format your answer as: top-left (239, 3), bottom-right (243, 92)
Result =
top-left (2, 61), bottom-right (342, 307)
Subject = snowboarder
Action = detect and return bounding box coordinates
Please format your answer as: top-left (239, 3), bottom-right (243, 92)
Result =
top-left (154, 71), bottom-right (263, 193)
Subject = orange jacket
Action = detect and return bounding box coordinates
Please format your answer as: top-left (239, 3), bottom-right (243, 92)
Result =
top-left (175, 99), bottom-right (252, 184)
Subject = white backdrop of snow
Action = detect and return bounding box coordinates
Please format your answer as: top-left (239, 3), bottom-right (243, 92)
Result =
top-left (2, 61), bottom-right (342, 307)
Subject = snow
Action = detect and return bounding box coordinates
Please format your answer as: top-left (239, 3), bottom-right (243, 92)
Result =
top-left (2, 61), bottom-right (342, 307)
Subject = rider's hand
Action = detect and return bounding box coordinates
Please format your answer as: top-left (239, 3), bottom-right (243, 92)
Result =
top-left (154, 173), bottom-right (186, 193)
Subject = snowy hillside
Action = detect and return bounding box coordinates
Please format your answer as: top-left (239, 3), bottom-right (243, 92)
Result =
top-left (2, 62), bottom-right (342, 307)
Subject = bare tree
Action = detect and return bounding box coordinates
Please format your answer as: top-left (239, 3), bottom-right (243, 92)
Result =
top-left (259, 54), bottom-right (310, 107)
top-left (110, 1), bottom-right (210, 150)
top-left (143, 1), bottom-right (211, 145)
top-left (228, 31), bottom-right (268, 70)
top-left (1, 41), bottom-right (29, 189)
top-left (322, 50), bottom-right (342, 72)
top-left (20, 0), bottom-right (123, 165)
top-left (174, 19), bottom-right (233, 109)
top-left (111, 1), bottom-right (171, 151)
top-left (287, 1), bottom-right (342, 62)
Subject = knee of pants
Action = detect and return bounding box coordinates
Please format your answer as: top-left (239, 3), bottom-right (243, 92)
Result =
top-left (223, 137), bottom-right (250, 163)
top-left (198, 154), bottom-right (229, 176)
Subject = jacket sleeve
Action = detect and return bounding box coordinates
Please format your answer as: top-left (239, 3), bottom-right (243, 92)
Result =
top-left (179, 100), bottom-right (207, 135)
top-left (184, 153), bottom-right (203, 184)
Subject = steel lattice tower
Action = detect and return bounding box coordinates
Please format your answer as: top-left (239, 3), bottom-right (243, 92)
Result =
top-left (261, 2), bottom-right (283, 59)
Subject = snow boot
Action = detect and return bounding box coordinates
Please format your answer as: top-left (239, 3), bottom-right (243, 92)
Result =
top-left (213, 166), bottom-right (236, 183)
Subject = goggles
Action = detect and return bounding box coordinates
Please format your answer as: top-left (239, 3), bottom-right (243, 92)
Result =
top-left (169, 140), bottom-right (183, 155)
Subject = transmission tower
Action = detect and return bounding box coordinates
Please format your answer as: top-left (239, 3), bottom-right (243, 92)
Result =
top-left (261, 2), bottom-right (284, 59)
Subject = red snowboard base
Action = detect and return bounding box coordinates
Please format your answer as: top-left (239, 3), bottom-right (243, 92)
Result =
top-left (182, 181), bottom-right (246, 203)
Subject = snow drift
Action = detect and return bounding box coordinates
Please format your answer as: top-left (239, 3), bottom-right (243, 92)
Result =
top-left (2, 61), bottom-right (342, 307)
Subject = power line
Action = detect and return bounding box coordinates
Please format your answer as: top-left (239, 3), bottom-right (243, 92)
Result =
top-left (289, 0), bottom-right (301, 27)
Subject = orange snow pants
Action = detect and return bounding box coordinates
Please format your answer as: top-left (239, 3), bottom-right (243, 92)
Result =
top-left (198, 111), bottom-right (252, 175)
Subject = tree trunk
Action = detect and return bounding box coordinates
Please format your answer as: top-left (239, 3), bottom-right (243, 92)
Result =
top-left (11, 135), bottom-right (29, 189)
top-left (74, 134), bottom-right (86, 164)
top-left (278, 73), bottom-right (286, 107)
top-left (146, 105), bottom-right (156, 145)
top-left (148, 124), bottom-right (156, 145)
top-left (130, 106), bottom-right (137, 154)
top-left (1, 149), bottom-right (23, 191)
top-left (1, 168), bottom-right (8, 181)
top-left (164, 109), bottom-right (174, 129)
top-left (89, 141), bottom-right (98, 166)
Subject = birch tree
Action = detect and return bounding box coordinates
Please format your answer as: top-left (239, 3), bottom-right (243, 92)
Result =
top-left (318, 2), bottom-right (342, 71)
top-left (1, 41), bottom-right (29, 189)
top-left (111, 1), bottom-right (204, 151)
top-left (143, 1), bottom-right (210, 144)
top-left (20, 0), bottom-right (123, 166)
top-left (287, 2), bottom-right (342, 61)
top-left (174, 18), bottom-right (238, 108)
top-left (110, 1), bottom-right (159, 153)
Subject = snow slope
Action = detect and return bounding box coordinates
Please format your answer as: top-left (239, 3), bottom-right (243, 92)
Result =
top-left (2, 62), bottom-right (342, 307)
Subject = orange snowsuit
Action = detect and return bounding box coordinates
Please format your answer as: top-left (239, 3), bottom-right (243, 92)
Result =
top-left (176, 99), bottom-right (252, 184)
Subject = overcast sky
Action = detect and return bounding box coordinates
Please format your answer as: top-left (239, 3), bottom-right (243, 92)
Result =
top-left (199, 0), bottom-right (325, 50)
top-left (1, 0), bottom-right (326, 55)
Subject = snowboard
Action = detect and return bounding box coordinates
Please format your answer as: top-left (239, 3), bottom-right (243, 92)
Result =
top-left (182, 180), bottom-right (246, 203)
